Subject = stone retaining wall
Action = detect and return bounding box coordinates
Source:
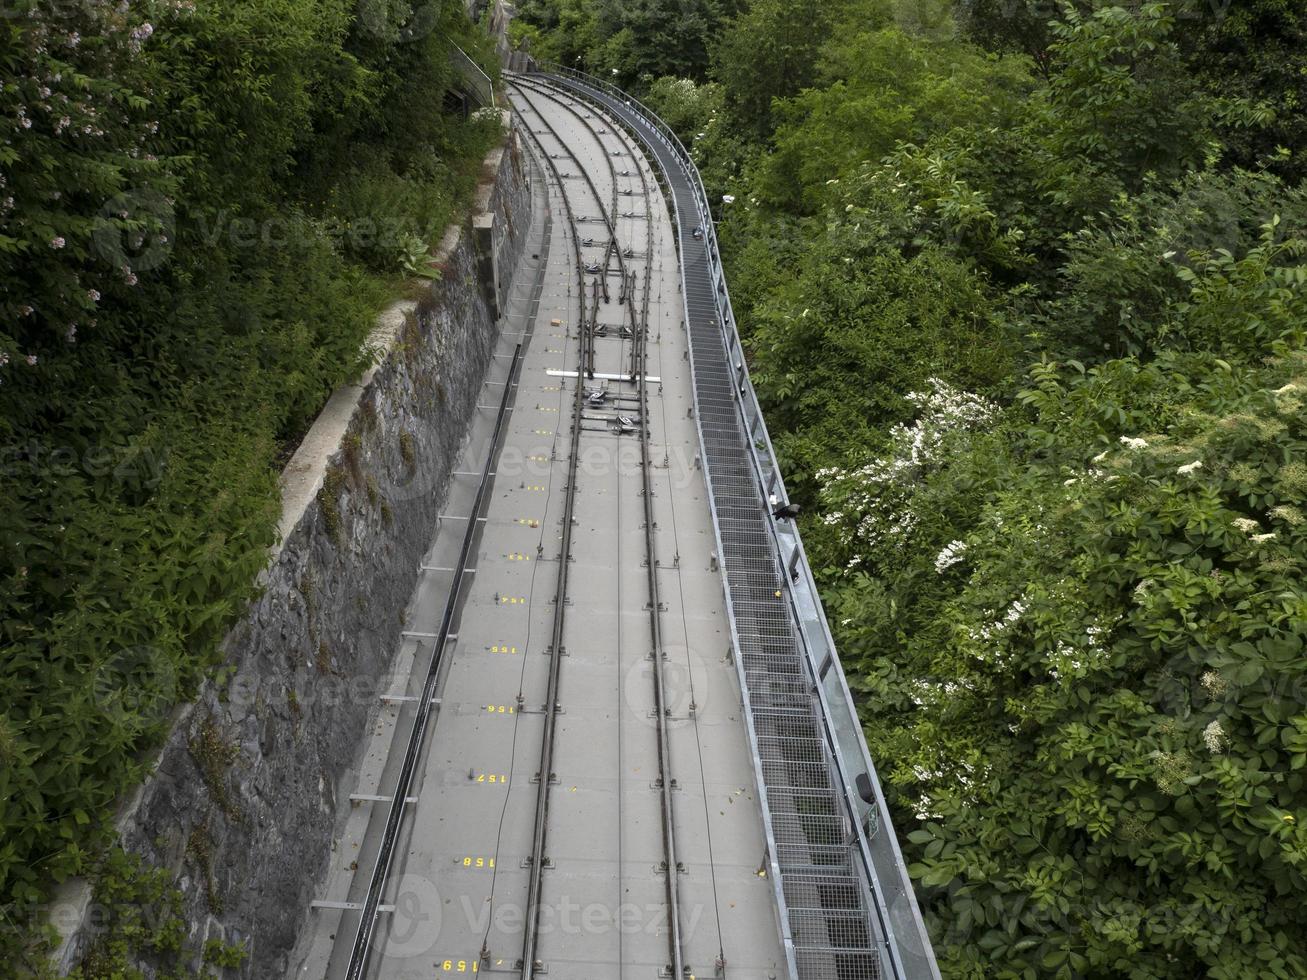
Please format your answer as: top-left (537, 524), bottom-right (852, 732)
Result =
top-left (51, 119), bottom-right (531, 979)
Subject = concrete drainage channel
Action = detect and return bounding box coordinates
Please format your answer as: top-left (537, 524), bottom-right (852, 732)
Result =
top-left (288, 130), bottom-right (558, 979)
top-left (48, 119), bottom-right (535, 979)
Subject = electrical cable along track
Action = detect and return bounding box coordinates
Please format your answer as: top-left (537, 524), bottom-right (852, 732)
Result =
top-left (505, 75), bottom-right (690, 979)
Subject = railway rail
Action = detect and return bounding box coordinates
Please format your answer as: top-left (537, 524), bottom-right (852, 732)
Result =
top-left (506, 77), bottom-right (687, 980)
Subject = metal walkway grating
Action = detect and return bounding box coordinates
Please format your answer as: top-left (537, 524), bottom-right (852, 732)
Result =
top-left (796, 948), bottom-right (884, 980)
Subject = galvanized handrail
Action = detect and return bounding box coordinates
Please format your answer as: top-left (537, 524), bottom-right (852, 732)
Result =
top-left (538, 63), bottom-right (942, 980)
top-left (450, 41), bottom-right (496, 108)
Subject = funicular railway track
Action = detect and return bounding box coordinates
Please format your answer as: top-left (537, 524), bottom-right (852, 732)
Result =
top-left (319, 67), bottom-right (791, 980)
top-left (533, 67), bottom-right (945, 980)
top-left (505, 74), bottom-right (688, 979)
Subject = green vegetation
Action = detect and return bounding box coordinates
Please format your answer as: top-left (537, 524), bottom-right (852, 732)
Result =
top-left (519, 0), bottom-right (1307, 974)
top-left (69, 847), bottom-right (246, 979)
top-left (0, 0), bottom-right (499, 964)
top-left (511, 0), bottom-right (743, 80)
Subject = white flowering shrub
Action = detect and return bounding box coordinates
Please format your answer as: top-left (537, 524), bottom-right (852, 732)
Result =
top-left (817, 377), bottom-right (999, 562)
top-left (822, 349), bottom-right (1307, 977)
top-left (0, 0), bottom-right (183, 360)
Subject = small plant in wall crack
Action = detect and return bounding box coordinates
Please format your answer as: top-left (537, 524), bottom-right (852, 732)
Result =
top-left (399, 431), bottom-right (417, 469)
top-left (186, 821), bottom-right (222, 915)
top-left (399, 233), bottom-right (443, 280)
top-left (315, 640), bottom-right (340, 676)
top-left (401, 310), bottom-right (423, 370)
top-left (188, 715), bottom-right (242, 820)
top-left (317, 464), bottom-right (348, 547)
top-left (202, 936), bottom-right (249, 971)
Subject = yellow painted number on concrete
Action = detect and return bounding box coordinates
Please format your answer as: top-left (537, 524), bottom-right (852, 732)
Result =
top-left (515, 517), bottom-right (540, 527)
top-left (524, 485), bottom-right (547, 492)
top-left (489, 645), bottom-right (519, 654)
top-left (440, 958), bottom-right (479, 972)
top-left (533, 429), bottom-right (552, 436)
top-left (497, 595), bottom-right (527, 605)
top-left (506, 552), bottom-right (531, 562)
top-left (474, 773), bottom-right (508, 783)
top-left (460, 856), bottom-right (495, 868)
top-left (484, 705), bottom-right (515, 714)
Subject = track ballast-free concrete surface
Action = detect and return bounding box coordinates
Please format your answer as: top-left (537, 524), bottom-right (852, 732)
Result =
top-left (293, 82), bottom-right (786, 980)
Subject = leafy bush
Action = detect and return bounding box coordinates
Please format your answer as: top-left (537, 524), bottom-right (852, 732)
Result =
top-left (714, 3), bottom-right (1307, 971)
top-left (822, 352), bottom-right (1307, 977)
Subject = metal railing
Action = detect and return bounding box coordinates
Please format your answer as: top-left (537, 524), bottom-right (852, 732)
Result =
top-left (451, 41), bottom-right (496, 108)
top-left (533, 64), bottom-right (942, 980)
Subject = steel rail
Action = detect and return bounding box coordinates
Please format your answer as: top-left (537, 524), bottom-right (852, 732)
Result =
top-left (512, 78), bottom-right (638, 397)
top-left (507, 77), bottom-right (688, 980)
top-left (519, 72), bottom-right (690, 979)
top-left (502, 86), bottom-right (590, 980)
top-left (510, 80), bottom-right (631, 287)
top-left (512, 76), bottom-right (656, 408)
top-left (510, 73), bottom-right (662, 387)
top-left (344, 341), bottom-right (524, 980)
